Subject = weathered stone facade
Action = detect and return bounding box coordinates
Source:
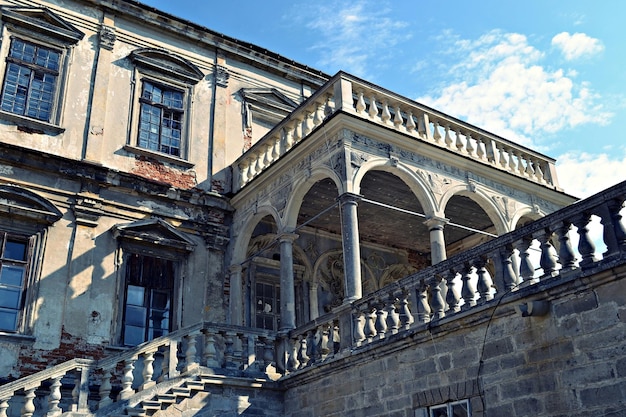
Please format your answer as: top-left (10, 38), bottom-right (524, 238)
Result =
top-left (0, 1), bottom-right (624, 417)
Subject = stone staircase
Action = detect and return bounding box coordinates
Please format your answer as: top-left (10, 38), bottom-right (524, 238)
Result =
top-left (0, 324), bottom-right (281, 417)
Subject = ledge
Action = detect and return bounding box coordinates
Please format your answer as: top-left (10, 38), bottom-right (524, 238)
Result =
top-left (124, 144), bottom-right (195, 169)
top-left (0, 331), bottom-right (35, 343)
top-left (0, 110), bottom-right (65, 135)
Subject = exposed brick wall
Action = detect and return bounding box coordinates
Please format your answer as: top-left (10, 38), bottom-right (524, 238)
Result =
top-left (132, 156), bottom-right (197, 189)
top-left (17, 327), bottom-right (106, 377)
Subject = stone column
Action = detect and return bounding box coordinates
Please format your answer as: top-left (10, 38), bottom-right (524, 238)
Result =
top-left (425, 216), bottom-right (449, 265)
top-left (229, 265), bottom-right (243, 325)
top-left (309, 282), bottom-right (319, 321)
top-left (338, 193), bottom-right (363, 302)
top-left (279, 233), bottom-right (298, 331)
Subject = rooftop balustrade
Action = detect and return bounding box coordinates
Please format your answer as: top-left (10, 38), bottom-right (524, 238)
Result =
top-left (233, 72), bottom-right (560, 192)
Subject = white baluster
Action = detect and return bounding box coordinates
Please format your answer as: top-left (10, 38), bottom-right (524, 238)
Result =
top-left (385, 295), bottom-right (400, 335)
top-left (476, 261), bottom-right (494, 302)
top-left (406, 111), bottom-right (416, 133)
top-left (118, 359), bottom-right (136, 400)
top-left (298, 334), bottom-right (310, 368)
top-left (455, 129), bottom-right (464, 152)
top-left (393, 106), bottom-right (403, 129)
top-left (538, 229), bottom-right (558, 277)
top-left (574, 213), bottom-right (597, 266)
top-left (417, 113), bottom-right (428, 139)
top-left (432, 121), bottom-right (442, 143)
top-left (507, 148), bottom-right (517, 172)
top-left (444, 125), bottom-right (453, 148)
top-left (184, 333), bottom-right (198, 372)
top-left (355, 91), bottom-right (366, 114)
top-left (398, 290), bottom-right (414, 329)
top-left (203, 329), bottom-right (220, 368)
top-left (313, 101), bottom-right (324, 127)
top-left (284, 126), bottom-right (294, 151)
top-left (353, 310), bottom-right (366, 346)
top-left (475, 136), bottom-right (485, 160)
top-left (417, 284), bottom-right (431, 323)
top-left (368, 95), bottom-right (378, 119)
top-left (498, 145), bottom-right (508, 168)
top-left (465, 133), bottom-right (475, 156)
top-left (21, 387), bottom-right (36, 417)
top-left (47, 376), bottom-right (63, 416)
top-left (556, 222), bottom-right (577, 271)
top-left (374, 300), bottom-right (388, 340)
top-left (0, 399), bottom-right (8, 417)
top-left (273, 135), bottom-right (281, 159)
top-left (516, 238), bottom-right (537, 284)
top-left (141, 350), bottom-right (156, 390)
top-left (445, 270), bottom-right (461, 313)
top-left (381, 101), bottom-right (391, 125)
top-left (98, 369), bottom-right (113, 409)
top-left (429, 278), bottom-right (446, 319)
top-left (461, 265), bottom-right (477, 309)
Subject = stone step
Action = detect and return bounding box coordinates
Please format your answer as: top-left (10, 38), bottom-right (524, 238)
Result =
top-left (142, 400), bottom-right (162, 411)
top-left (125, 406), bottom-right (147, 417)
top-left (157, 393), bottom-right (177, 403)
top-left (185, 380), bottom-right (205, 390)
top-left (171, 387), bottom-right (192, 397)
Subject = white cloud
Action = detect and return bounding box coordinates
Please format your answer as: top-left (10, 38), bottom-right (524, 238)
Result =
top-left (301, 1), bottom-right (410, 78)
top-left (556, 149), bottom-right (626, 197)
top-left (552, 32), bottom-right (604, 61)
top-left (417, 30), bottom-right (612, 150)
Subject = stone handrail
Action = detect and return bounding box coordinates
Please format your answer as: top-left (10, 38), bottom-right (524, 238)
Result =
top-left (233, 71), bottom-right (559, 192)
top-left (281, 180), bottom-right (626, 374)
top-left (0, 322), bottom-right (279, 417)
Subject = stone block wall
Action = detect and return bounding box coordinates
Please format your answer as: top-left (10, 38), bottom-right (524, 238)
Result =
top-left (282, 264), bottom-right (626, 417)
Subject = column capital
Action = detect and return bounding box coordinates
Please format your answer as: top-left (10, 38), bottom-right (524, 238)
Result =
top-left (229, 264), bottom-right (242, 274)
top-left (424, 216), bottom-right (449, 230)
top-left (278, 232), bottom-right (299, 243)
top-left (337, 192), bottom-right (362, 206)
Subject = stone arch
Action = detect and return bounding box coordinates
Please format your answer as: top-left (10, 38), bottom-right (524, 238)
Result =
top-left (283, 166), bottom-right (344, 230)
top-left (231, 206), bottom-right (282, 265)
top-left (511, 205), bottom-right (544, 230)
top-left (351, 157), bottom-right (438, 217)
top-left (439, 185), bottom-right (508, 236)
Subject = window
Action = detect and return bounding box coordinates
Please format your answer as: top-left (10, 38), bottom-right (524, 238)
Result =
top-left (429, 400), bottom-right (471, 417)
top-left (122, 254), bottom-right (174, 346)
top-left (0, 38), bottom-right (60, 122)
top-left (0, 7), bottom-right (83, 129)
top-left (255, 281), bottom-right (280, 330)
top-left (138, 81), bottom-right (184, 157)
top-left (126, 48), bottom-right (204, 163)
top-left (0, 184), bottom-right (62, 334)
top-left (112, 218), bottom-right (195, 346)
top-left (0, 233), bottom-right (32, 332)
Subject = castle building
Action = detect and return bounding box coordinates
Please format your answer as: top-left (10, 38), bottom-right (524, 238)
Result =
top-left (0, 1), bottom-right (624, 416)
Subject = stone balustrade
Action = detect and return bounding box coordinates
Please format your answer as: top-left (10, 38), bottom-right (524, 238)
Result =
top-left (0, 323), bottom-right (277, 417)
top-left (281, 180), bottom-right (625, 375)
top-left (2, 181), bottom-right (624, 413)
top-left (233, 72), bottom-right (559, 192)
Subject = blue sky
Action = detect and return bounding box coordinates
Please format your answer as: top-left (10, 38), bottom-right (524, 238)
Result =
top-left (142, 0), bottom-right (626, 198)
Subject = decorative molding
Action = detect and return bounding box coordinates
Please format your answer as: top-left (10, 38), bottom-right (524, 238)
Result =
top-left (99, 25), bottom-right (116, 50)
top-left (215, 65), bottom-right (230, 87)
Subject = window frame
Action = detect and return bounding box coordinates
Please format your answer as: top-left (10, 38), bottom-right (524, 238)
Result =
top-left (121, 252), bottom-right (177, 346)
top-left (125, 48), bottom-right (204, 166)
top-left (0, 232), bottom-right (34, 333)
top-left (136, 79), bottom-right (187, 158)
top-left (0, 7), bottom-right (83, 132)
top-left (111, 218), bottom-right (195, 347)
top-left (0, 184), bottom-right (62, 336)
top-left (429, 399), bottom-right (471, 417)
